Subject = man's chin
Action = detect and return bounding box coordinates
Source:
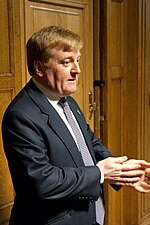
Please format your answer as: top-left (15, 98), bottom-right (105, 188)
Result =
top-left (63, 89), bottom-right (77, 96)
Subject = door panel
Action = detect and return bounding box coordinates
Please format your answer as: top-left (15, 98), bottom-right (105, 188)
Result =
top-left (140, 0), bottom-right (150, 224)
top-left (0, 1), bottom-right (94, 224)
top-left (102, 0), bottom-right (150, 224)
top-left (104, 1), bottom-right (126, 224)
top-left (0, 1), bottom-right (17, 224)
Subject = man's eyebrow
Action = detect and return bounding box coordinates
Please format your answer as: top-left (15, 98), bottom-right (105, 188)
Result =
top-left (59, 56), bottom-right (73, 62)
top-left (60, 55), bottom-right (81, 61)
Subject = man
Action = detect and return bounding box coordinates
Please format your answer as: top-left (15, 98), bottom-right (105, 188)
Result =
top-left (2, 26), bottom-right (150, 225)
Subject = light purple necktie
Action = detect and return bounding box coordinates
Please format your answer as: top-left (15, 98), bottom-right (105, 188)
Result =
top-left (59, 97), bottom-right (105, 225)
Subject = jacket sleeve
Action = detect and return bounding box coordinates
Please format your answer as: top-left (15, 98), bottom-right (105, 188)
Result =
top-left (87, 125), bottom-right (112, 162)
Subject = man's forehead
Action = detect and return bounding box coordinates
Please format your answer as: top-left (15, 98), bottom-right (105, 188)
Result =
top-left (50, 48), bottom-right (81, 58)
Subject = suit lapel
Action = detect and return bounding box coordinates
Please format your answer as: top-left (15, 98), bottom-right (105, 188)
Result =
top-left (48, 112), bottom-right (85, 166)
top-left (26, 80), bottom-right (84, 167)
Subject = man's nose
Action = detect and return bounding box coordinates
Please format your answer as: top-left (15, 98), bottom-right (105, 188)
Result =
top-left (71, 62), bottom-right (81, 74)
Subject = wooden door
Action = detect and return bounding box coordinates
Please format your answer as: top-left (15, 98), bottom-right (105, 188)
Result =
top-left (0, 0), bottom-right (94, 224)
top-left (99, 0), bottom-right (150, 224)
top-left (103, 1), bottom-right (127, 224)
top-left (142, 1), bottom-right (150, 224)
top-left (0, 1), bottom-right (24, 224)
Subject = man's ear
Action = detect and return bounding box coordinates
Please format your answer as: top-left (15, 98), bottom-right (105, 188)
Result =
top-left (34, 61), bottom-right (44, 77)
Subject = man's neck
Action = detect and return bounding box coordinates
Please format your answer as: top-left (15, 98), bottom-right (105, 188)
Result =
top-left (32, 78), bottom-right (60, 101)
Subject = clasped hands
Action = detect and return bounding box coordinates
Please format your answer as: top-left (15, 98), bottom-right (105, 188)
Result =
top-left (97, 156), bottom-right (150, 193)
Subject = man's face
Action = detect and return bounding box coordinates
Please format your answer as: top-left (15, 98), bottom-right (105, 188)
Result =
top-left (37, 48), bottom-right (81, 98)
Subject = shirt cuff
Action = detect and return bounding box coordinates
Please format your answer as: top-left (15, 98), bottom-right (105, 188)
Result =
top-left (97, 166), bottom-right (104, 184)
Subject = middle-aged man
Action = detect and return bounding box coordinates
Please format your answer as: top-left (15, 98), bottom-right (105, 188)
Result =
top-left (2, 26), bottom-right (150, 225)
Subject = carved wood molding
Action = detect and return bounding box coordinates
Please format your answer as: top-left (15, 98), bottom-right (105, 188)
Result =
top-left (30, 5), bottom-right (80, 15)
top-left (111, 0), bottom-right (124, 3)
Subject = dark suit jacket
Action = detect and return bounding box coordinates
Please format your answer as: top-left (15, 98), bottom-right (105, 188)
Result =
top-left (2, 79), bottom-right (112, 225)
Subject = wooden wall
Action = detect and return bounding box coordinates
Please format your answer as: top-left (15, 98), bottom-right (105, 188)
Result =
top-left (0, 1), bottom-right (23, 224)
top-left (0, 0), bottom-right (94, 224)
top-left (99, 0), bottom-right (150, 224)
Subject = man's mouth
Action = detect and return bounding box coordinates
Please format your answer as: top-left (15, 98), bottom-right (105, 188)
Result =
top-left (68, 79), bottom-right (76, 82)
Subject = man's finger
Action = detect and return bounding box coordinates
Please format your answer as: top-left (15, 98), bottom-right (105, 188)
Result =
top-left (106, 176), bottom-right (141, 184)
top-left (120, 170), bottom-right (144, 177)
top-left (111, 156), bottom-right (128, 164)
top-left (121, 163), bottom-right (142, 171)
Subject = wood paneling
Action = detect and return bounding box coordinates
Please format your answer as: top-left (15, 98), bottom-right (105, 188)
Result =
top-left (102, 0), bottom-right (150, 224)
top-left (0, 1), bottom-right (94, 224)
top-left (0, 90), bottom-right (14, 224)
top-left (93, 0), bottom-right (101, 138)
top-left (104, 1), bottom-right (125, 224)
top-left (0, 1), bottom-right (10, 73)
top-left (140, 0), bottom-right (150, 224)
top-left (0, 0), bottom-right (17, 224)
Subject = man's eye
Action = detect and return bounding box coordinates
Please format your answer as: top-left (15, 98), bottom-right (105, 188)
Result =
top-left (62, 61), bottom-right (71, 66)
